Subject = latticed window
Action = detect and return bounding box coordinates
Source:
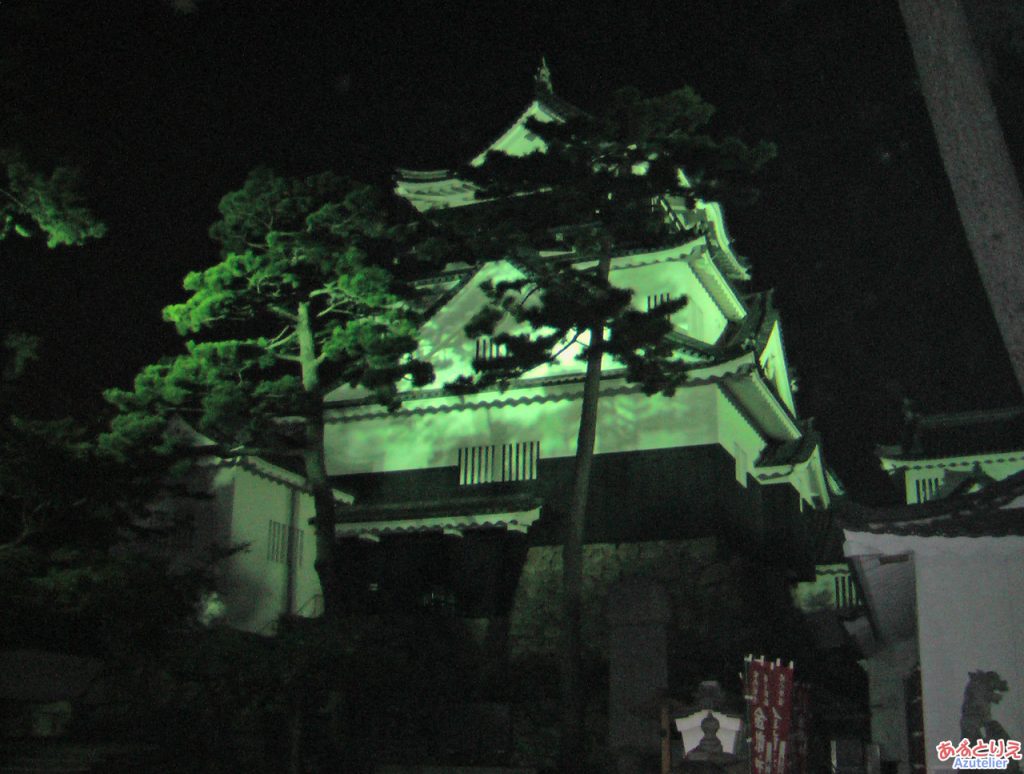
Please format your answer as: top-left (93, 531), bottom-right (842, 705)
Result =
top-left (458, 441), bottom-right (540, 485)
top-left (833, 573), bottom-right (861, 610)
top-left (267, 520), bottom-right (303, 565)
top-left (913, 476), bottom-right (942, 503)
top-left (646, 293), bottom-right (673, 312)
top-left (474, 338), bottom-right (510, 362)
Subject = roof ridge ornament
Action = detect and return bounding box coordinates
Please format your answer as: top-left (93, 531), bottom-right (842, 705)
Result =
top-left (534, 56), bottom-right (553, 96)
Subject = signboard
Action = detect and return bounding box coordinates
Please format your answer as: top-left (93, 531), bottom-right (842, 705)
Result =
top-left (744, 656), bottom-right (795, 774)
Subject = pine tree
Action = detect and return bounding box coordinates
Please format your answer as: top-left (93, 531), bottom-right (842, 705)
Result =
top-left (0, 146), bottom-right (106, 248)
top-left (444, 78), bottom-right (774, 771)
top-left (105, 168), bottom-right (435, 618)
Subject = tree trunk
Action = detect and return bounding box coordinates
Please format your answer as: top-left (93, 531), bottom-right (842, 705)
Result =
top-left (297, 301), bottom-right (343, 619)
top-left (288, 691), bottom-right (303, 774)
top-left (899, 0), bottom-right (1024, 396)
top-left (559, 255), bottom-right (611, 773)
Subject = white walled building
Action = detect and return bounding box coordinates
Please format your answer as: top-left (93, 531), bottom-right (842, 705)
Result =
top-left (876, 406), bottom-right (1024, 504)
top-left (844, 474), bottom-right (1024, 774)
top-left (192, 69), bottom-right (834, 656)
top-left (315, 79), bottom-right (832, 624)
top-left (185, 72), bottom-right (845, 768)
top-left (844, 409), bottom-right (1024, 774)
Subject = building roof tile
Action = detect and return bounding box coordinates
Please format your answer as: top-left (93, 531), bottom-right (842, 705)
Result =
top-left (841, 469), bottom-right (1024, 538)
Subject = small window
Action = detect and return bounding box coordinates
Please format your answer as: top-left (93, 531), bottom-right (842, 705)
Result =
top-left (834, 574), bottom-right (861, 610)
top-left (913, 476), bottom-right (942, 504)
top-left (458, 441), bottom-right (540, 485)
top-left (475, 338), bottom-right (510, 362)
top-left (646, 293), bottom-right (673, 312)
top-left (268, 520), bottom-right (303, 565)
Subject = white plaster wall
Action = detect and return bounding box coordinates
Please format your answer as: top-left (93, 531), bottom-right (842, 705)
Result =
top-left (974, 459), bottom-right (1024, 481)
top-left (327, 248), bottom-right (735, 404)
top-left (913, 545), bottom-right (1024, 771)
top-left (220, 469), bottom-right (292, 633)
top-left (758, 321), bottom-right (796, 415)
top-left (613, 258), bottom-right (728, 345)
top-left (715, 387), bottom-right (767, 489)
top-left (325, 380), bottom-right (720, 476)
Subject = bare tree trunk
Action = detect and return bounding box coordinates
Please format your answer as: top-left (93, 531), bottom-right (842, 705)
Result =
top-left (899, 0), bottom-right (1024, 396)
top-left (559, 255), bottom-right (611, 773)
top-left (288, 692), bottom-right (303, 774)
top-left (297, 301), bottom-right (342, 618)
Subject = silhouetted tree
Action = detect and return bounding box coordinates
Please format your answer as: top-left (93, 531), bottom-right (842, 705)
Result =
top-left (444, 77), bottom-right (774, 771)
top-left (106, 169), bottom-right (435, 617)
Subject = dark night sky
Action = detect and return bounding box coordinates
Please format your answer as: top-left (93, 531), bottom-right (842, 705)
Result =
top-left (3, 0), bottom-right (1022, 504)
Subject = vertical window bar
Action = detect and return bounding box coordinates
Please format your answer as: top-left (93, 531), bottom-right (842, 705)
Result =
top-left (459, 441), bottom-right (541, 485)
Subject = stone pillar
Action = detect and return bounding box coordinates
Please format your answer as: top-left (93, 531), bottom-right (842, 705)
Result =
top-left (607, 577), bottom-right (672, 774)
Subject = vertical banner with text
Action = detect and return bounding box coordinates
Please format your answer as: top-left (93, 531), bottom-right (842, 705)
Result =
top-left (744, 656), bottom-right (795, 774)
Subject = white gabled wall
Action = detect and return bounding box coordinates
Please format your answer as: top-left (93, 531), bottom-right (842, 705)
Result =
top-left (912, 542), bottom-right (1024, 772)
top-left (470, 100), bottom-right (558, 165)
top-left (327, 246), bottom-right (740, 405)
top-left (758, 320), bottom-right (796, 415)
top-left (614, 256), bottom-right (728, 346)
top-left (218, 467), bottom-right (321, 634)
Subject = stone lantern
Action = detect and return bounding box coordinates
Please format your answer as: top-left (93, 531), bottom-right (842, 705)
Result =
top-left (674, 681), bottom-right (745, 770)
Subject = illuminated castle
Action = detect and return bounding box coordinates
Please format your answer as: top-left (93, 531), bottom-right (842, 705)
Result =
top-left (218, 69), bottom-right (835, 655)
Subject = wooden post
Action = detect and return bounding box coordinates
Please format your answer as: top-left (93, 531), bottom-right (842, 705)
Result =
top-left (662, 699), bottom-right (671, 774)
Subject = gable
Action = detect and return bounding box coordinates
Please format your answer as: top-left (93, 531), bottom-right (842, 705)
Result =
top-left (758, 319), bottom-right (797, 416)
top-left (470, 99), bottom-right (562, 166)
top-left (395, 99), bottom-right (563, 213)
top-left (324, 241), bottom-right (749, 405)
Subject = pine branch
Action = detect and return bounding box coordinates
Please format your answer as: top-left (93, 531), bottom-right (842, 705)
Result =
top-left (268, 304), bottom-right (299, 322)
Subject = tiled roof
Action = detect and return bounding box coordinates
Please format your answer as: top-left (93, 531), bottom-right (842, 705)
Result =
top-left (877, 405), bottom-right (1024, 461)
top-left (660, 291), bottom-right (776, 367)
top-left (756, 424), bottom-right (819, 468)
top-left (840, 469), bottom-right (1024, 538)
top-left (337, 491), bottom-right (543, 525)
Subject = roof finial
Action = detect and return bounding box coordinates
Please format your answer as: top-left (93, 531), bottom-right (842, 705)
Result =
top-left (534, 56), bottom-right (553, 96)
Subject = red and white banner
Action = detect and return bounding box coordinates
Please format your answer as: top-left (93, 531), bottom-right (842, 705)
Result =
top-left (744, 656), bottom-right (795, 774)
